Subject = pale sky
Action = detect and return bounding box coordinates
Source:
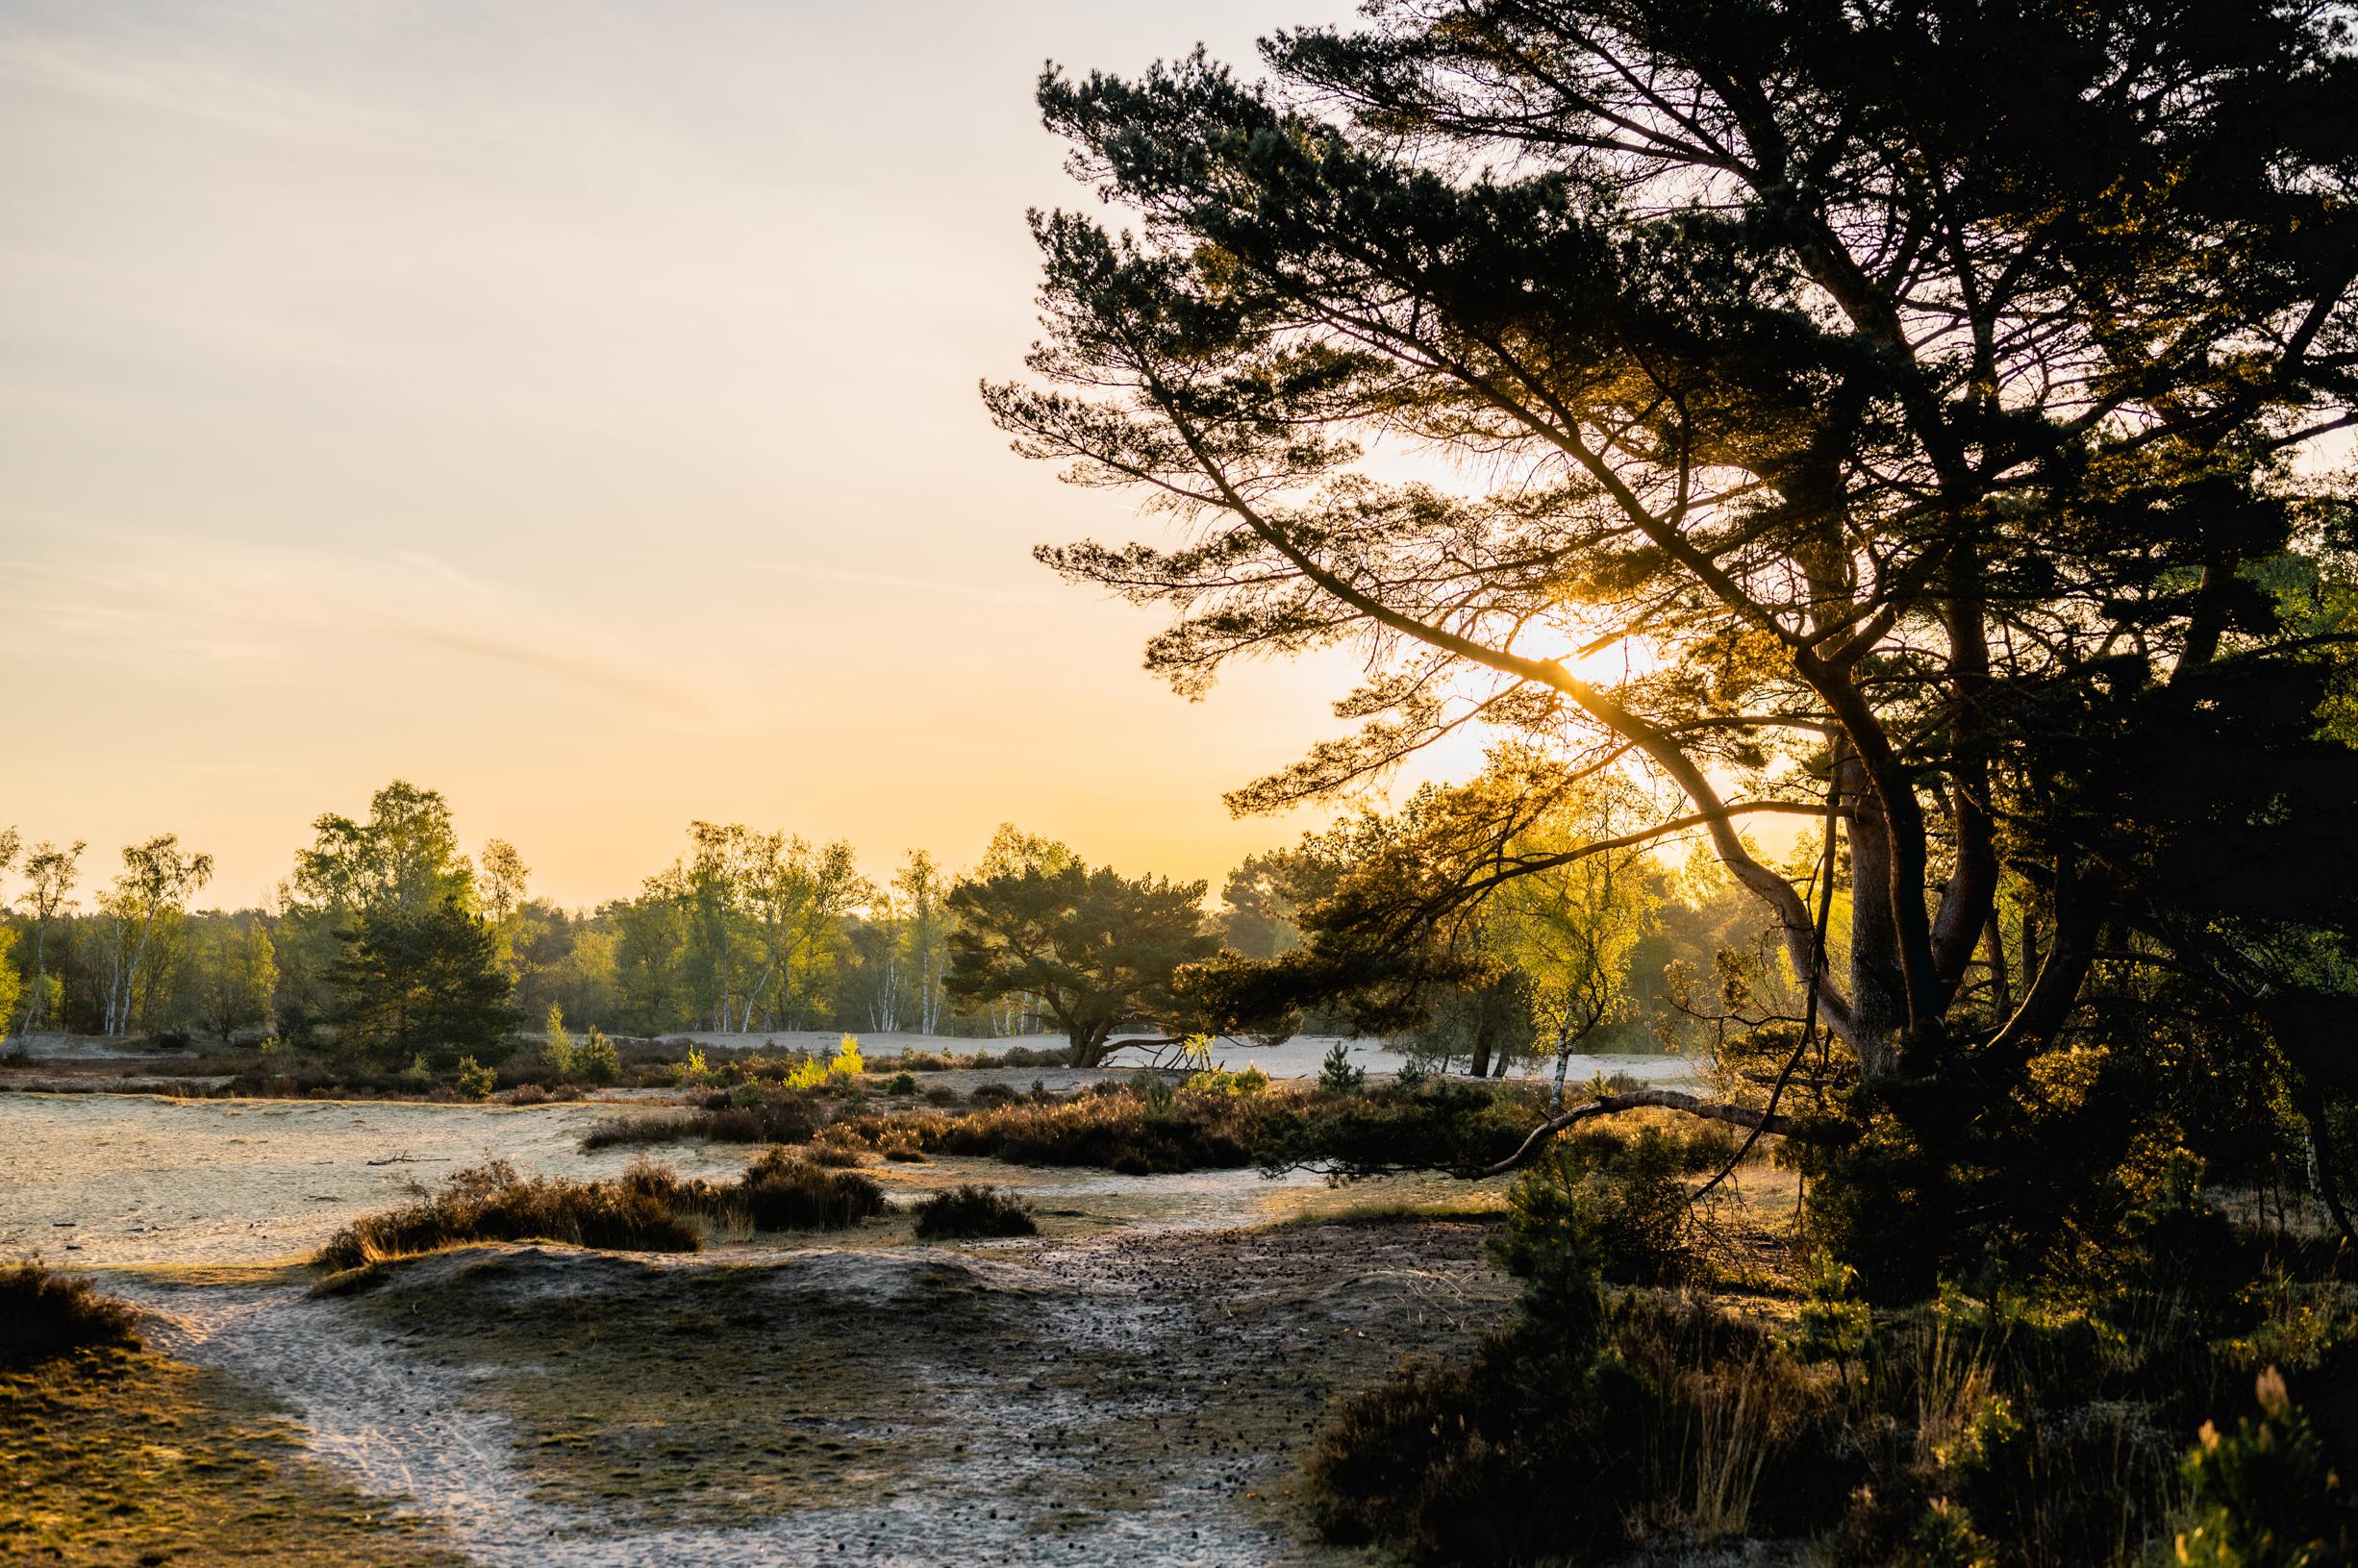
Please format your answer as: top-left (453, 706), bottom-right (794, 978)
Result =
top-left (0, 0), bottom-right (1435, 910)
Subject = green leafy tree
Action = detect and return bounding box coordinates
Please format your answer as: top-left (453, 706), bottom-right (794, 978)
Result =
top-left (281, 782), bottom-right (478, 1040)
top-left (945, 859), bottom-right (1219, 1066)
top-left (329, 898), bottom-right (514, 1070)
top-left (293, 781), bottom-right (475, 916)
top-left (611, 892), bottom-right (687, 1035)
top-left (0, 926), bottom-right (20, 1046)
top-left (1489, 769), bottom-right (1663, 1104)
top-left (196, 913), bottom-right (279, 1043)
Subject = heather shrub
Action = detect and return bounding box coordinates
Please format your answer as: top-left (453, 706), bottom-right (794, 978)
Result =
top-left (806, 1124), bottom-right (871, 1167)
top-left (912, 1184), bottom-right (1037, 1240)
top-left (845, 1080), bottom-right (1295, 1174)
top-left (728, 1148), bottom-right (887, 1231)
top-left (316, 1152), bottom-right (888, 1270)
top-left (316, 1159), bottom-right (700, 1270)
top-left (0, 1264), bottom-right (142, 1365)
top-left (1260, 1081), bottom-right (1545, 1178)
top-left (579, 1097), bottom-right (818, 1151)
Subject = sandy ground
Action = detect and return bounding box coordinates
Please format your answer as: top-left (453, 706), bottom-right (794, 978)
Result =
top-left (7, 1089), bottom-right (1530, 1564)
top-left (109, 1222), bottom-right (1506, 1567)
top-left (0, 1095), bottom-right (757, 1267)
top-left (8, 1032), bottom-right (194, 1061)
top-left (0, 1091), bottom-right (1498, 1268)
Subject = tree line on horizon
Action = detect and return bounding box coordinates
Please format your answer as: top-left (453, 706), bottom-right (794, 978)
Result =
top-left (0, 773), bottom-right (1765, 1068)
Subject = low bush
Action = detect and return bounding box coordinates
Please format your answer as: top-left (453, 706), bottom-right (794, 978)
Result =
top-left (0, 1264), bottom-right (142, 1365)
top-left (575, 1027), bottom-right (621, 1084)
top-left (455, 1056), bottom-right (496, 1102)
top-left (805, 1125), bottom-right (871, 1167)
top-left (878, 1049), bottom-right (960, 1073)
top-left (1183, 1064), bottom-right (1271, 1096)
top-left (728, 1149), bottom-right (888, 1231)
top-left (1311, 1118), bottom-right (2358, 1568)
top-left (912, 1184), bottom-right (1038, 1240)
top-left (966, 1044), bottom-right (1068, 1070)
top-left (1494, 1126), bottom-right (1693, 1286)
top-left (1305, 1264), bottom-right (1653, 1564)
top-left (1550, 1110), bottom-right (1747, 1176)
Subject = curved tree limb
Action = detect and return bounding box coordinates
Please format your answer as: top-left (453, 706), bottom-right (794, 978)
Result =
top-left (1477, 1088), bottom-right (1799, 1178)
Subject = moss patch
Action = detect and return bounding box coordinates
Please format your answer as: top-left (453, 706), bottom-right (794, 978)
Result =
top-left (0, 1346), bottom-right (463, 1568)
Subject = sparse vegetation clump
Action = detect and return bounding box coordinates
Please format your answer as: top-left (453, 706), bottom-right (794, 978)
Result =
top-left (1257, 1079), bottom-right (1553, 1178)
top-left (804, 1124), bottom-right (871, 1167)
top-left (315, 1152), bottom-right (889, 1270)
top-left (581, 1097), bottom-right (820, 1150)
top-left (1305, 1123), bottom-right (2358, 1567)
top-left (912, 1184), bottom-right (1037, 1240)
top-left (0, 1263), bottom-right (142, 1365)
top-left (316, 1159), bottom-right (702, 1270)
top-left (846, 1077), bottom-right (1301, 1175)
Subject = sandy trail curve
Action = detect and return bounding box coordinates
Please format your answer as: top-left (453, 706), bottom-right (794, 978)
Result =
top-left (109, 1226), bottom-right (1455, 1568)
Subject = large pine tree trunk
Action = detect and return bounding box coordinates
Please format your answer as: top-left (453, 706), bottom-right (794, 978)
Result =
top-left (1844, 763), bottom-right (1910, 1078)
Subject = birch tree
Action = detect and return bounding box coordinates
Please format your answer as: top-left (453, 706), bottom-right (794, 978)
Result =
top-left (1490, 779), bottom-right (1662, 1108)
top-left (10, 839), bottom-right (81, 1036)
top-left (98, 835), bottom-right (213, 1037)
top-left (895, 849), bottom-right (951, 1034)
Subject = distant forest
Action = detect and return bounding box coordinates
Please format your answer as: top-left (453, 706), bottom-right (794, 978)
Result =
top-left (0, 773), bottom-right (1768, 1061)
